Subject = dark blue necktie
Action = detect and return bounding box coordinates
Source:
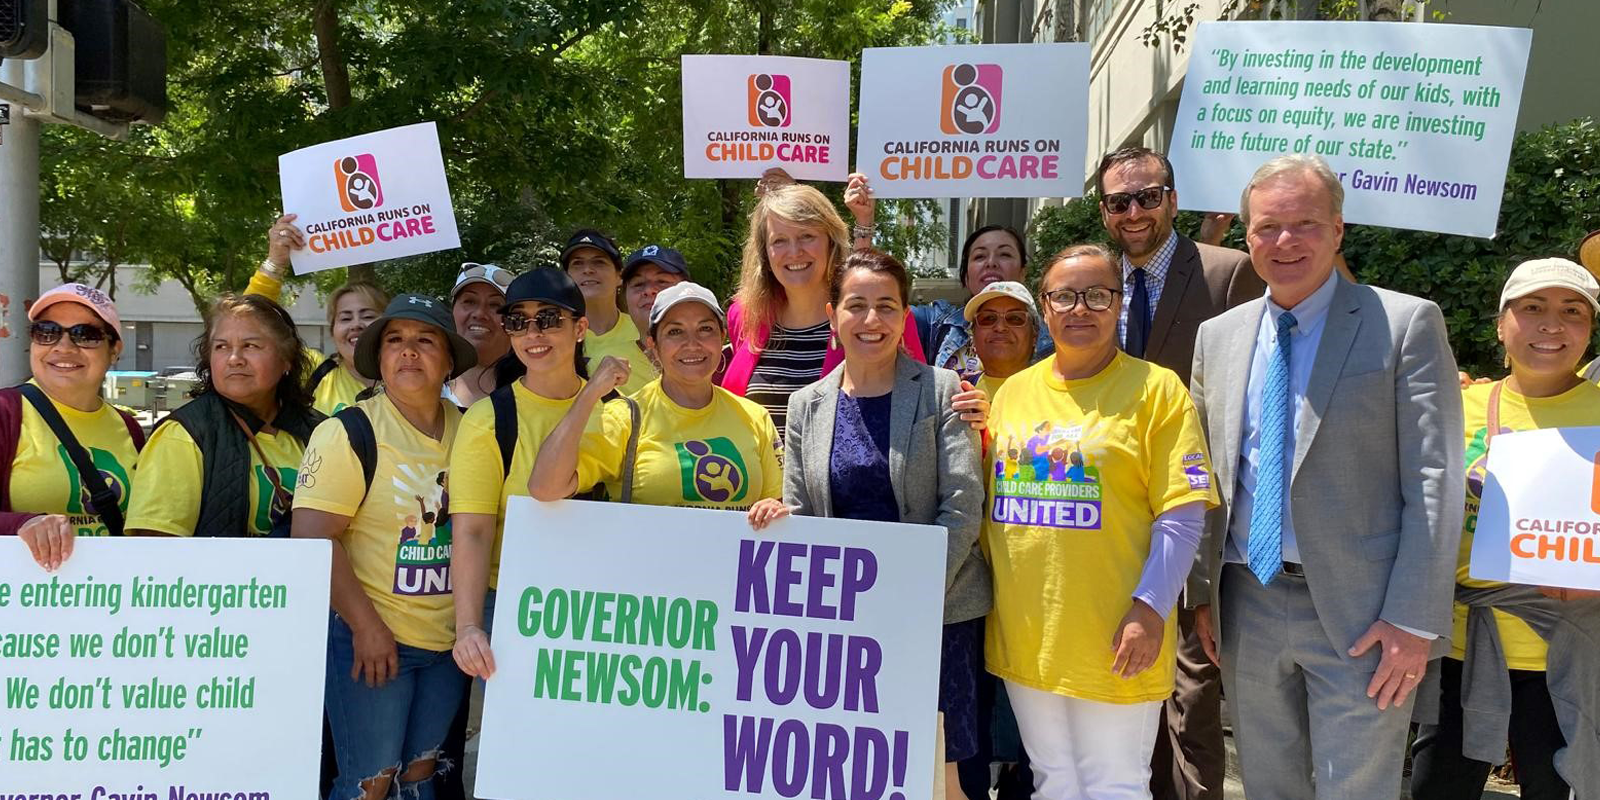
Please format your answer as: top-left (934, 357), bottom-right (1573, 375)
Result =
top-left (1248, 311), bottom-right (1296, 585)
top-left (1126, 267), bottom-right (1150, 358)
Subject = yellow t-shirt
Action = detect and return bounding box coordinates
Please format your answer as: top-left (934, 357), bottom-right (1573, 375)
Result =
top-left (584, 315), bottom-right (657, 396)
top-left (1451, 380), bottom-right (1600, 669)
top-left (975, 372), bottom-right (1009, 406)
top-left (9, 385), bottom-right (140, 536)
top-left (293, 395), bottom-right (461, 651)
top-left (125, 421), bottom-right (305, 537)
top-left (982, 353), bottom-right (1217, 704)
top-left (448, 380), bottom-right (623, 589)
top-left (311, 358), bottom-right (368, 417)
top-left (590, 380), bottom-right (782, 510)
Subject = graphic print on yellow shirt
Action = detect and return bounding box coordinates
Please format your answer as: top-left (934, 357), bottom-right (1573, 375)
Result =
top-left (311, 358), bottom-right (367, 417)
top-left (125, 422), bottom-right (303, 537)
top-left (9, 389), bottom-right (138, 536)
top-left (591, 381), bottom-right (782, 510)
top-left (295, 396), bottom-right (461, 650)
top-left (584, 315), bottom-right (658, 396)
top-left (1451, 380), bottom-right (1600, 670)
top-left (982, 354), bottom-right (1215, 705)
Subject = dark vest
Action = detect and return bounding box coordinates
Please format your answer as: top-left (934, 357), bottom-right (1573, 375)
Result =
top-left (159, 391), bottom-right (322, 537)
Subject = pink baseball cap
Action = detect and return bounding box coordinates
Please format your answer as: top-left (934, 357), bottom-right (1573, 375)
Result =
top-left (29, 283), bottom-right (122, 333)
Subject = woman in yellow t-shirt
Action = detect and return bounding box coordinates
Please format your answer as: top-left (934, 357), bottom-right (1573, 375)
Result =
top-left (448, 269), bottom-right (624, 681)
top-left (291, 293), bottom-right (477, 800)
top-left (529, 282), bottom-right (782, 511)
top-left (3, 284), bottom-right (144, 569)
top-left (981, 245), bottom-right (1217, 800)
top-left (125, 294), bottom-right (322, 538)
top-left (1409, 258), bottom-right (1600, 800)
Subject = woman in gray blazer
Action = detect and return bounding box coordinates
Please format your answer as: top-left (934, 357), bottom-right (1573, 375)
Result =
top-left (747, 248), bottom-right (988, 800)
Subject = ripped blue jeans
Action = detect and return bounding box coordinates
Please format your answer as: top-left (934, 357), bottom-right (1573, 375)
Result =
top-left (326, 614), bottom-right (469, 800)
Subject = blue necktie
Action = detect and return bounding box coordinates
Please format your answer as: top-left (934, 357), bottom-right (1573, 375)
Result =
top-left (1126, 267), bottom-right (1150, 358)
top-left (1248, 311), bottom-right (1296, 585)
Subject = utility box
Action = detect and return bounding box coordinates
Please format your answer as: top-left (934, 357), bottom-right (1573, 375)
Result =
top-left (60, 0), bottom-right (166, 124)
top-left (0, 0), bottom-right (48, 59)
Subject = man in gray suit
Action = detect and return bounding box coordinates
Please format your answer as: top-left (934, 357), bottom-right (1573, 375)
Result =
top-left (1188, 154), bottom-right (1465, 798)
top-left (1097, 145), bottom-right (1263, 800)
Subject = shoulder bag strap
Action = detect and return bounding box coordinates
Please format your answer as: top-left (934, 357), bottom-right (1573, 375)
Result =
top-left (18, 384), bottom-right (128, 536)
top-left (618, 397), bottom-right (641, 504)
top-left (230, 412), bottom-right (293, 521)
top-left (1484, 380), bottom-right (1504, 447)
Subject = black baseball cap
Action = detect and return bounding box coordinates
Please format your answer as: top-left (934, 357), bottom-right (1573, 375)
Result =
top-left (353, 294), bottom-right (479, 381)
top-left (622, 244), bottom-right (691, 283)
top-left (560, 229), bottom-right (622, 270)
top-left (502, 268), bottom-right (586, 317)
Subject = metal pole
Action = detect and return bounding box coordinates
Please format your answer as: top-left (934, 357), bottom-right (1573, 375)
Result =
top-left (0, 60), bottom-right (41, 386)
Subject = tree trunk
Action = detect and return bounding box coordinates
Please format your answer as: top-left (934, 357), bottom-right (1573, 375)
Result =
top-left (313, 0), bottom-right (377, 286)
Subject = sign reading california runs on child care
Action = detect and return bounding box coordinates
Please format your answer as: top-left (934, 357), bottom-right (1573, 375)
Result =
top-left (681, 55), bottom-right (852, 182)
top-left (1471, 427), bottom-right (1600, 590)
top-left (0, 538), bottom-right (331, 799)
top-left (855, 43), bottom-right (1090, 199)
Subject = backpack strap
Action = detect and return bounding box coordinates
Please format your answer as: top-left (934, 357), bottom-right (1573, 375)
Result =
top-left (308, 357), bottom-right (341, 392)
top-left (17, 383), bottom-right (129, 536)
top-left (490, 385), bottom-right (518, 480)
top-left (1484, 380), bottom-right (1504, 447)
top-left (334, 406), bottom-right (379, 501)
top-left (116, 407), bottom-right (147, 450)
top-left (617, 396), bottom-right (641, 504)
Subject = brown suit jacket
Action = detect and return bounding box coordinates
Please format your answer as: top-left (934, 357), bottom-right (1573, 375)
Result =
top-left (1140, 235), bottom-right (1263, 385)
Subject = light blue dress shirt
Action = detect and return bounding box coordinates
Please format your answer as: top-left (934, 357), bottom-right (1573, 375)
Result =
top-left (1117, 232), bottom-right (1179, 348)
top-left (1226, 269), bottom-right (1340, 565)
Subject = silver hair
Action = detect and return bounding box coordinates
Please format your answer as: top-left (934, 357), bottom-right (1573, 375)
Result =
top-left (1238, 154), bottom-right (1344, 228)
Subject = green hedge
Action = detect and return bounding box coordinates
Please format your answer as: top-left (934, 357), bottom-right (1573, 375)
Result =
top-left (1029, 116), bottom-right (1600, 376)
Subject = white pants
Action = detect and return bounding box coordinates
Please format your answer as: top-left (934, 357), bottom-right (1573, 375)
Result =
top-left (1005, 680), bottom-right (1162, 800)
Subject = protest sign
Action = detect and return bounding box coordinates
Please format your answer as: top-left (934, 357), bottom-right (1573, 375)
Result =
top-left (1169, 21), bottom-right (1531, 238)
top-left (682, 55), bottom-right (852, 182)
top-left (0, 537), bottom-right (331, 798)
top-left (474, 499), bottom-right (947, 800)
top-left (856, 44), bottom-right (1090, 199)
top-left (1470, 427), bottom-right (1600, 590)
top-left (279, 121), bottom-right (462, 274)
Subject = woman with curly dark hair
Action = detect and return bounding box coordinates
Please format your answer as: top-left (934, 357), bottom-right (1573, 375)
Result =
top-left (125, 293), bottom-right (323, 537)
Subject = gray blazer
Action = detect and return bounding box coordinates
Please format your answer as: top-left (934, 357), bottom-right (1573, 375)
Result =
top-left (1189, 277), bottom-right (1465, 655)
top-left (784, 354), bottom-right (989, 624)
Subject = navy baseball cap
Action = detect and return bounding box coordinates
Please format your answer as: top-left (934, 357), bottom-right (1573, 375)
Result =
top-left (622, 244), bottom-right (691, 283)
top-left (502, 268), bottom-right (586, 317)
top-left (560, 229), bottom-right (622, 270)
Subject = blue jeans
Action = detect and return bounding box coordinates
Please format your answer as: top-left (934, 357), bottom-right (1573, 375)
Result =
top-left (326, 614), bottom-right (469, 800)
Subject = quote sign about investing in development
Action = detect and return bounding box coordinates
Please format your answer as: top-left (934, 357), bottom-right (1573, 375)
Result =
top-left (1470, 427), bottom-right (1600, 591)
top-left (856, 43), bottom-right (1090, 199)
top-left (279, 121), bottom-right (463, 274)
top-left (1169, 21), bottom-right (1531, 238)
top-left (0, 538), bottom-right (331, 799)
top-left (474, 500), bottom-right (946, 800)
top-left (682, 55), bottom-right (852, 182)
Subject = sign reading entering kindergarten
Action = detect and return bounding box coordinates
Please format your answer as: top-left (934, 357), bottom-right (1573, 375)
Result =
top-left (855, 43), bottom-right (1090, 199)
top-left (681, 55), bottom-right (852, 182)
top-left (1168, 21), bottom-right (1531, 238)
top-left (474, 499), bottom-right (947, 800)
top-left (0, 537), bottom-right (332, 799)
top-left (279, 121), bottom-right (463, 274)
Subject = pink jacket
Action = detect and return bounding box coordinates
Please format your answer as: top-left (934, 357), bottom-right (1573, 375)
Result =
top-left (720, 299), bottom-right (926, 396)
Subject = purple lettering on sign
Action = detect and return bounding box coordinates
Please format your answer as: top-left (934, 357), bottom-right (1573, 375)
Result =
top-left (722, 715), bottom-right (912, 800)
top-left (732, 626), bottom-right (883, 712)
top-left (735, 540), bottom-right (879, 621)
top-left (735, 539), bottom-right (775, 614)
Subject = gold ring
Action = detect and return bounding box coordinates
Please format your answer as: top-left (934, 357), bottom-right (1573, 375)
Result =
top-left (1404, 673), bottom-right (1417, 679)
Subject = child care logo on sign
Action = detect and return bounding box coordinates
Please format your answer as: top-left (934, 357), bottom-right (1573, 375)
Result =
top-left (334, 154), bottom-right (384, 212)
top-left (747, 74), bottom-right (792, 128)
top-left (989, 422), bottom-right (1102, 530)
top-left (940, 63), bottom-right (1002, 135)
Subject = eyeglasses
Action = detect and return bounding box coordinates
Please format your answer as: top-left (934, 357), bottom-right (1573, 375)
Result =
top-left (1101, 186), bottom-right (1171, 215)
top-left (975, 310), bottom-right (1032, 329)
top-left (457, 262), bottom-right (514, 289)
top-left (30, 321), bottom-right (113, 348)
top-left (1039, 287), bottom-right (1121, 313)
top-left (501, 308), bottom-right (574, 334)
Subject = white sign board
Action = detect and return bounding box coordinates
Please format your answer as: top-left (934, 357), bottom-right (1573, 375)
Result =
top-left (0, 538), bottom-right (332, 797)
top-left (279, 121), bottom-right (462, 274)
top-left (1470, 426), bottom-right (1600, 590)
top-left (1169, 21), bottom-right (1531, 238)
top-left (475, 499), bottom-right (947, 800)
top-left (682, 55), bottom-right (852, 182)
top-left (856, 44), bottom-right (1091, 199)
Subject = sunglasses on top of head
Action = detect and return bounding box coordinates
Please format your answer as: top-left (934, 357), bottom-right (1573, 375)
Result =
top-left (30, 321), bottom-right (114, 348)
top-left (1100, 186), bottom-right (1171, 215)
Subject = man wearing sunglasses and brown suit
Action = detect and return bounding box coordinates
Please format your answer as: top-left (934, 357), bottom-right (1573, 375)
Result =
top-left (1095, 145), bottom-right (1263, 800)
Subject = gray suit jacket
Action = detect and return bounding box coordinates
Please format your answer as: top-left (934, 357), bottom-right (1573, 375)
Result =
top-left (784, 354), bottom-right (989, 624)
top-left (1189, 276), bottom-right (1465, 656)
top-left (1142, 235), bottom-right (1264, 387)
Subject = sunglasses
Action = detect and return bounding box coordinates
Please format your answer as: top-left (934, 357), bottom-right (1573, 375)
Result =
top-left (1040, 287), bottom-right (1122, 313)
top-left (501, 308), bottom-right (575, 334)
top-left (457, 262), bottom-right (515, 289)
top-left (975, 310), bottom-right (1032, 329)
top-left (1101, 186), bottom-right (1171, 215)
top-left (30, 321), bottom-right (114, 348)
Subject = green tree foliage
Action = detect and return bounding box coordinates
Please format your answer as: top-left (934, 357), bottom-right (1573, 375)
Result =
top-left (40, 0), bottom-right (955, 313)
top-left (1028, 117), bottom-right (1600, 376)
